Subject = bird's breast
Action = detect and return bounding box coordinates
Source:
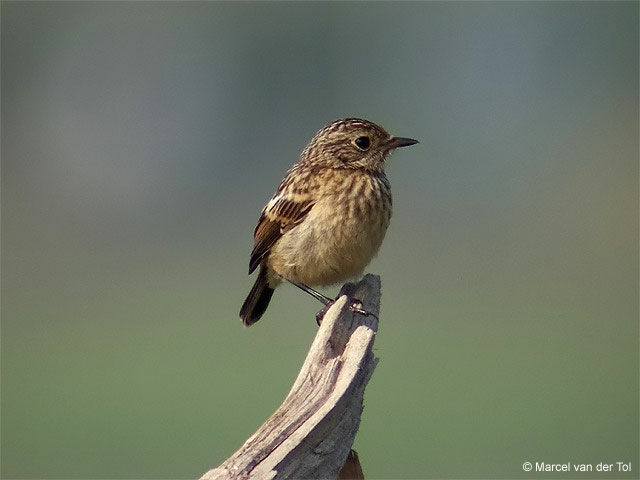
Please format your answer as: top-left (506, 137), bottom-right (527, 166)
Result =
top-left (268, 172), bottom-right (392, 286)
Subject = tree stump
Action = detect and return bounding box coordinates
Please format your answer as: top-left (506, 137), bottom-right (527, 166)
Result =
top-left (200, 274), bottom-right (381, 480)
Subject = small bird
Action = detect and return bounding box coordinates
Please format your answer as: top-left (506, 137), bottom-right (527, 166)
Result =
top-left (240, 118), bottom-right (418, 326)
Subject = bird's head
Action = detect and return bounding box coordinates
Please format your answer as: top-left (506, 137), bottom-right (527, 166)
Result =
top-left (301, 118), bottom-right (418, 172)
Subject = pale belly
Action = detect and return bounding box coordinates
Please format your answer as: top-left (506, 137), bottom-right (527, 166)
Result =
top-left (268, 189), bottom-right (391, 286)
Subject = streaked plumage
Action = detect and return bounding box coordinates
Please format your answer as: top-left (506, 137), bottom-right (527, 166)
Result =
top-left (240, 118), bottom-right (417, 326)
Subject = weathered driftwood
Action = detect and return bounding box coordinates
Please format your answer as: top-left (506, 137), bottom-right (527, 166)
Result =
top-left (201, 274), bottom-right (381, 480)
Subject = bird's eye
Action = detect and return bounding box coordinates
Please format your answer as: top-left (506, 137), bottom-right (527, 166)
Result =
top-left (354, 136), bottom-right (370, 151)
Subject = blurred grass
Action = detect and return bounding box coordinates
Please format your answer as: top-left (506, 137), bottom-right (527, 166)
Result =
top-left (2, 1), bottom-right (638, 478)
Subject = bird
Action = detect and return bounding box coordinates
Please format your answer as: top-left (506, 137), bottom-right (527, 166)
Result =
top-left (240, 118), bottom-right (418, 326)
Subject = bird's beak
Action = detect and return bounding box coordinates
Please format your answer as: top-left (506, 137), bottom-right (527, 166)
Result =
top-left (387, 136), bottom-right (419, 149)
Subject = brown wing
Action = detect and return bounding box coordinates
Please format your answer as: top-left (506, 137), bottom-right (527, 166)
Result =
top-left (248, 191), bottom-right (315, 274)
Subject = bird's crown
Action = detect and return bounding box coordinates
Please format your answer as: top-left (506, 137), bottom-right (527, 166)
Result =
top-left (300, 118), bottom-right (414, 172)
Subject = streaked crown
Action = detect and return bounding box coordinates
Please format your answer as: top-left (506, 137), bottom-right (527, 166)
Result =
top-left (299, 118), bottom-right (418, 172)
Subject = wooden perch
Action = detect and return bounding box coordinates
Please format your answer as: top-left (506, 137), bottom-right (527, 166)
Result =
top-left (201, 274), bottom-right (381, 480)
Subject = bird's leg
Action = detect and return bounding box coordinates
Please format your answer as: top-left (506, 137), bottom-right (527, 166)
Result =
top-left (287, 280), bottom-right (333, 325)
top-left (288, 280), bottom-right (333, 305)
top-left (288, 279), bottom-right (376, 325)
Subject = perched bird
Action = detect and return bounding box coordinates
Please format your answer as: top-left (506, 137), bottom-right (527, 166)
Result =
top-left (240, 118), bottom-right (418, 326)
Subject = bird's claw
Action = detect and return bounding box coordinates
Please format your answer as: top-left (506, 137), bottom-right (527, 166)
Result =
top-left (315, 304), bottom-right (331, 325)
top-left (315, 297), bottom-right (377, 325)
top-left (348, 300), bottom-right (378, 320)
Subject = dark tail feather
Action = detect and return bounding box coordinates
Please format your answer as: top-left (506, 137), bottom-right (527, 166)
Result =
top-left (240, 266), bottom-right (274, 326)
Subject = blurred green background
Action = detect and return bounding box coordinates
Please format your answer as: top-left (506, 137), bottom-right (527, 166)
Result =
top-left (2, 2), bottom-right (638, 479)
